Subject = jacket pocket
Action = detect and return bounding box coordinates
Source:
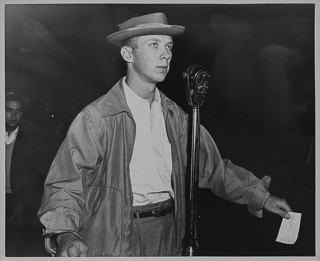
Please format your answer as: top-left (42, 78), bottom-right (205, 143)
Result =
top-left (80, 186), bottom-right (123, 256)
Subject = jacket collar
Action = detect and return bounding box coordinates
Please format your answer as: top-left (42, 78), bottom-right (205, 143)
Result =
top-left (101, 77), bottom-right (175, 118)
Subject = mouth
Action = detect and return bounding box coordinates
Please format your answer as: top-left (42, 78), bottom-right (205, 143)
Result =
top-left (157, 66), bottom-right (168, 72)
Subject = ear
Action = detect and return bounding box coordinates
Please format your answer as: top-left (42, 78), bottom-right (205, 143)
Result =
top-left (120, 46), bottom-right (134, 63)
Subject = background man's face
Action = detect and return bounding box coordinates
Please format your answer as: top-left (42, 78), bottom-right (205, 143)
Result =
top-left (5, 100), bottom-right (24, 131)
top-left (131, 35), bottom-right (173, 84)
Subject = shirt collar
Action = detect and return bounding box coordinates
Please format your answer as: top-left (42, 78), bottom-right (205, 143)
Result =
top-left (5, 127), bottom-right (19, 145)
top-left (101, 77), bottom-right (173, 118)
top-left (122, 77), bottom-right (163, 112)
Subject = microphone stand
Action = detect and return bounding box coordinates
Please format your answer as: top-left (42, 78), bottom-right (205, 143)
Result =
top-left (183, 65), bottom-right (210, 257)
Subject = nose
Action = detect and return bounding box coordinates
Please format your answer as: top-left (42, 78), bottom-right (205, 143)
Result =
top-left (160, 47), bottom-right (171, 61)
top-left (11, 110), bottom-right (19, 119)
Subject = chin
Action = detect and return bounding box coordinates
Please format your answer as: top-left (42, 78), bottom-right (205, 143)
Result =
top-left (155, 75), bottom-right (167, 83)
top-left (7, 123), bottom-right (18, 128)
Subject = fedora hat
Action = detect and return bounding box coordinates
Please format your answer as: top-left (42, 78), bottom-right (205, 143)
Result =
top-left (5, 92), bottom-right (30, 111)
top-left (106, 12), bottom-right (185, 47)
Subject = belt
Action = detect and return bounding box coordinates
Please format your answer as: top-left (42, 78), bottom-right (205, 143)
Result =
top-left (133, 205), bottom-right (174, 219)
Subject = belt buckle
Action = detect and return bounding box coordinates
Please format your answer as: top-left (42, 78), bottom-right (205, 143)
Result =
top-left (152, 208), bottom-right (161, 217)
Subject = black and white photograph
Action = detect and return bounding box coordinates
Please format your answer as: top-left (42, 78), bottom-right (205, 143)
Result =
top-left (1, 1), bottom-right (317, 259)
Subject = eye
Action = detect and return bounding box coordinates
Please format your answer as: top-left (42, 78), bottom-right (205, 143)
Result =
top-left (166, 44), bottom-right (173, 50)
top-left (150, 42), bottom-right (158, 48)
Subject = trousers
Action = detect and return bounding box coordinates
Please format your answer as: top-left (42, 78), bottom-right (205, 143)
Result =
top-left (132, 198), bottom-right (177, 256)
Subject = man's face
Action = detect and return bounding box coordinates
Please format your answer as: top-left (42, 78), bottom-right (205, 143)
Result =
top-left (5, 100), bottom-right (24, 131)
top-left (130, 35), bottom-right (173, 84)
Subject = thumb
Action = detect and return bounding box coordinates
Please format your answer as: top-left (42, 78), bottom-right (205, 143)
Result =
top-left (275, 209), bottom-right (291, 219)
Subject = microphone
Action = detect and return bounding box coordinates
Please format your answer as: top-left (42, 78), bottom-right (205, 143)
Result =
top-left (182, 64), bottom-right (210, 256)
top-left (182, 64), bottom-right (210, 107)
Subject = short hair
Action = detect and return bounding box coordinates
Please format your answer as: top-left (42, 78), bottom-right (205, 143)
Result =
top-left (6, 97), bottom-right (24, 109)
top-left (121, 36), bottom-right (140, 49)
top-left (5, 93), bottom-right (30, 111)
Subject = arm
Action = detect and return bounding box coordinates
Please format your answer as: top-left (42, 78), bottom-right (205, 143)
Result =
top-left (38, 110), bottom-right (103, 256)
top-left (198, 125), bottom-right (291, 218)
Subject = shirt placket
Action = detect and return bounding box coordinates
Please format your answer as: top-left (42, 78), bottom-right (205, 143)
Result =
top-left (151, 101), bottom-right (174, 198)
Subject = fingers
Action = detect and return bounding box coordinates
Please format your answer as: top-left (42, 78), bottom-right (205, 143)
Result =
top-left (60, 245), bottom-right (81, 257)
top-left (79, 243), bottom-right (89, 257)
top-left (60, 244), bottom-right (88, 257)
top-left (279, 199), bottom-right (293, 213)
top-left (67, 245), bottom-right (81, 257)
top-left (264, 195), bottom-right (293, 219)
top-left (58, 236), bottom-right (88, 257)
top-left (10, 212), bottom-right (16, 221)
top-left (276, 198), bottom-right (292, 219)
top-left (10, 212), bottom-right (24, 227)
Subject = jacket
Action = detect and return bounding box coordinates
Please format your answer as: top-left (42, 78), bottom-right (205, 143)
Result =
top-left (37, 78), bottom-right (271, 256)
top-left (8, 130), bottom-right (45, 218)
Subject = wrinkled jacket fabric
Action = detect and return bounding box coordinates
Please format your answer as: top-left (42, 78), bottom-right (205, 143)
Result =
top-left (38, 79), bottom-right (271, 256)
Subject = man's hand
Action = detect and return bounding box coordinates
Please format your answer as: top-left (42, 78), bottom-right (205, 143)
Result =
top-left (10, 205), bottom-right (25, 227)
top-left (264, 195), bottom-right (292, 219)
top-left (56, 232), bottom-right (88, 257)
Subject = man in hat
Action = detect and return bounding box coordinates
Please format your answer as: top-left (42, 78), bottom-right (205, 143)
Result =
top-left (37, 13), bottom-right (292, 257)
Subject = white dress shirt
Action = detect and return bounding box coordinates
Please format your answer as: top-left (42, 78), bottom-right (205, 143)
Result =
top-left (123, 78), bottom-right (173, 206)
top-left (6, 127), bottom-right (19, 145)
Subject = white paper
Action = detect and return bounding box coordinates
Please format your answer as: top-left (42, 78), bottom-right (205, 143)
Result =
top-left (276, 212), bottom-right (301, 244)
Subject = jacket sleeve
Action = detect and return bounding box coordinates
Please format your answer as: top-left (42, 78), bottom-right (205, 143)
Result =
top-left (37, 110), bottom-right (103, 238)
top-left (198, 125), bottom-right (271, 218)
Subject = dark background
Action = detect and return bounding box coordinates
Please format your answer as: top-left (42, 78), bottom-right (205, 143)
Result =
top-left (5, 3), bottom-right (315, 257)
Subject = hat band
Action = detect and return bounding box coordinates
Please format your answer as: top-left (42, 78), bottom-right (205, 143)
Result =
top-left (123, 23), bottom-right (171, 31)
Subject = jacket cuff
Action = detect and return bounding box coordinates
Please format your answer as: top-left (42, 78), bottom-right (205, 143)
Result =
top-left (247, 176), bottom-right (271, 218)
top-left (40, 211), bottom-right (82, 256)
top-left (39, 211), bottom-right (81, 237)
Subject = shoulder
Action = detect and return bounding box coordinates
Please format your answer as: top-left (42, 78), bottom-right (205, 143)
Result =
top-left (76, 80), bottom-right (123, 123)
top-left (83, 93), bottom-right (108, 116)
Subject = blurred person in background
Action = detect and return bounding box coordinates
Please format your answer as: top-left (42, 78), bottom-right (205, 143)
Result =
top-left (5, 91), bottom-right (48, 257)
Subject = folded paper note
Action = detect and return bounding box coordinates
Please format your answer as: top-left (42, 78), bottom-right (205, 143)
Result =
top-left (276, 212), bottom-right (301, 244)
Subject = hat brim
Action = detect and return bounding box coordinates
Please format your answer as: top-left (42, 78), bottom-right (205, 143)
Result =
top-left (107, 25), bottom-right (185, 47)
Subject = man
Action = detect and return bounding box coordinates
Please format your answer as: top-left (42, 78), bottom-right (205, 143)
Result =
top-left (37, 12), bottom-right (292, 257)
top-left (5, 92), bottom-right (30, 226)
top-left (5, 92), bottom-right (49, 257)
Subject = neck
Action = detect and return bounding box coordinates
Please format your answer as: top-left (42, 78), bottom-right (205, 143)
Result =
top-left (6, 126), bottom-right (18, 135)
top-left (125, 74), bottom-right (157, 106)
